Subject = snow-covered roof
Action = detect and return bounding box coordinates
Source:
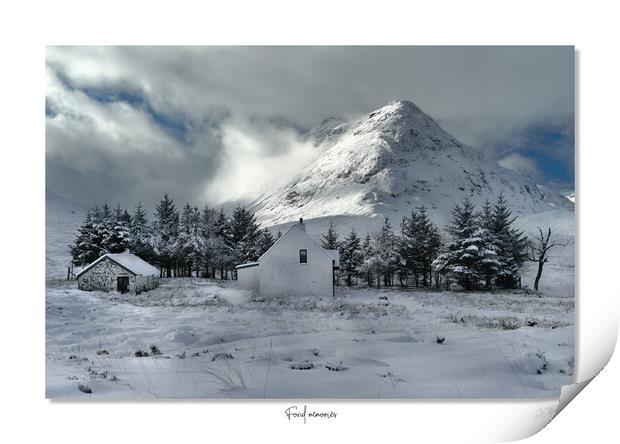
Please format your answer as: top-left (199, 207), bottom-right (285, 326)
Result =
top-left (76, 253), bottom-right (159, 277)
top-left (236, 262), bottom-right (259, 270)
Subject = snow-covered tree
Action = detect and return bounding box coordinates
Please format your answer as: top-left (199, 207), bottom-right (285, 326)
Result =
top-left (152, 194), bottom-right (179, 277)
top-left (130, 203), bottom-right (154, 261)
top-left (433, 197), bottom-right (503, 290)
top-left (229, 206), bottom-right (261, 264)
top-left (361, 218), bottom-right (403, 288)
top-left (401, 207), bottom-right (442, 287)
top-left (211, 208), bottom-right (235, 279)
top-left (340, 228), bottom-right (363, 286)
top-left (254, 228), bottom-right (275, 258)
top-left (488, 192), bottom-right (528, 288)
top-left (360, 232), bottom-right (374, 286)
top-left (94, 204), bottom-right (113, 256)
top-left (103, 205), bottom-right (132, 253)
top-left (174, 204), bottom-right (206, 276)
top-left (199, 205), bottom-right (217, 277)
top-left (70, 208), bottom-right (101, 266)
top-left (321, 221), bottom-right (339, 250)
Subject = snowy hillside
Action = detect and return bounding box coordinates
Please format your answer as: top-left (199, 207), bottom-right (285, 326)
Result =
top-left (46, 190), bottom-right (85, 279)
top-left (253, 100), bottom-right (573, 232)
top-left (562, 190), bottom-right (575, 203)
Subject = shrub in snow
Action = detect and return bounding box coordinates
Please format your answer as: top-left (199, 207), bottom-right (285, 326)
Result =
top-left (96, 349), bottom-right (109, 355)
top-left (77, 384), bottom-right (92, 394)
top-left (325, 361), bottom-right (348, 372)
top-left (211, 352), bottom-right (233, 361)
top-left (149, 345), bottom-right (162, 356)
top-left (436, 336), bottom-right (446, 344)
top-left (289, 362), bottom-right (314, 370)
top-left (535, 351), bottom-right (548, 374)
top-left (134, 349), bottom-right (149, 357)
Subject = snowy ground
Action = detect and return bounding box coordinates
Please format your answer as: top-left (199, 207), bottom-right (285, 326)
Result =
top-left (46, 278), bottom-right (574, 399)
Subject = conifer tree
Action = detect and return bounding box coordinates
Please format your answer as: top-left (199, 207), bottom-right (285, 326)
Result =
top-left (229, 206), bottom-right (261, 263)
top-left (70, 208), bottom-right (101, 266)
top-left (104, 205), bottom-right (132, 253)
top-left (130, 203), bottom-right (154, 261)
top-left (490, 192), bottom-right (528, 288)
top-left (362, 218), bottom-right (403, 287)
top-left (360, 233), bottom-right (374, 286)
top-left (199, 205), bottom-right (217, 277)
top-left (434, 197), bottom-right (488, 290)
top-left (321, 221), bottom-right (339, 250)
top-left (96, 204), bottom-right (113, 256)
top-left (401, 207), bottom-right (442, 287)
top-left (212, 208), bottom-right (234, 279)
top-left (152, 193), bottom-right (179, 277)
top-left (340, 228), bottom-right (363, 286)
top-left (174, 204), bottom-right (206, 276)
top-left (255, 228), bottom-right (275, 258)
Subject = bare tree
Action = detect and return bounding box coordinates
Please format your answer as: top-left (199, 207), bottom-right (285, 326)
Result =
top-left (527, 227), bottom-right (557, 291)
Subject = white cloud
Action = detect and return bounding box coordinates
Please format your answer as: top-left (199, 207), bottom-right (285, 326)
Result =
top-left (498, 153), bottom-right (543, 178)
top-left (205, 120), bottom-right (320, 205)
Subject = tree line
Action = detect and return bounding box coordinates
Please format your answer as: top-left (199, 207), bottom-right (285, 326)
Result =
top-left (323, 193), bottom-right (533, 291)
top-left (71, 192), bottom-right (555, 291)
top-left (70, 194), bottom-right (278, 278)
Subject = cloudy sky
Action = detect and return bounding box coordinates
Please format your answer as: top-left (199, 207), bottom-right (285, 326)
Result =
top-left (46, 46), bottom-right (574, 210)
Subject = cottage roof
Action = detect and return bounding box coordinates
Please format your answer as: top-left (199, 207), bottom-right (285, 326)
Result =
top-left (76, 253), bottom-right (159, 278)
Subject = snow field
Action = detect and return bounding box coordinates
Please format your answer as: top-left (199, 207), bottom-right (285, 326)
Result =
top-left (46, 278), bottom-right (573, 399)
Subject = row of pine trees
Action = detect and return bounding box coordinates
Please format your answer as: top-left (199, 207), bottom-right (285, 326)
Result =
top-left (70, 194), bottom-right (277, 278)
top-left (71, 192), bottom-right (528, 291)
top-left (322, 193), bottom-right (527, 290)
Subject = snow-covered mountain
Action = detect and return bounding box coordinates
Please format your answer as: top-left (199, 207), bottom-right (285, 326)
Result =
top-left (253, 100), bottom-right (573, 235)
top-left (562, 190), bottom-right (575, 203)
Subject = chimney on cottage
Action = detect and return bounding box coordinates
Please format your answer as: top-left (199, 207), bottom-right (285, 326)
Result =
top-left (298, 217), bottom-right (305, 230)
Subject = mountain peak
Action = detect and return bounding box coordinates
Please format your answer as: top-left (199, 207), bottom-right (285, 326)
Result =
top-left (253, 100), bottom-right (573, 228)
top-left (369, 100), bottom-right (423, 117)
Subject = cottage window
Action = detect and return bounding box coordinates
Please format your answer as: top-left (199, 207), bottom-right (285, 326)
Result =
top-left (299, 249), bottom-right (307, 263)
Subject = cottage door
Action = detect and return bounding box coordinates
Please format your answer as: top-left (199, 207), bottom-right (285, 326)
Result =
top-left (117, 276), bottom-right (129, 293)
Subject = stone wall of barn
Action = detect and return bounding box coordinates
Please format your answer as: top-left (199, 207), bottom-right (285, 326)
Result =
top-left (135, 275), bottom-right (159, 293)
top-left (77, 258), bottom-right (136, 292)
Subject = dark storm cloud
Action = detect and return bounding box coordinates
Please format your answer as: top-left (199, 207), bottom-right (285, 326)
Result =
top-left (46, 46), bottom-right (574, 209)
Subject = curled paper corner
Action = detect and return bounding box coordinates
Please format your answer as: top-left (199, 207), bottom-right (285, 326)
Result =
top-left (504, 380), bottom-right (593, 442)
top-left (533, 333), bottom-right (617, 438)
top-left (555, 377), bottom-right (593, 417)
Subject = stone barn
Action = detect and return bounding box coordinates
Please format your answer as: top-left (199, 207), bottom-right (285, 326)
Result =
top-left (76, 253), bottom-right (159, 294)
top-left (236, 219), bottom-right (339, 299)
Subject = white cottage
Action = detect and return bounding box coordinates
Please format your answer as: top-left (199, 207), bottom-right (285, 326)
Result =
top-left (236, 219), bottom-right (340, 298)
top-left (76, 253), bottom-right (160, 294)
